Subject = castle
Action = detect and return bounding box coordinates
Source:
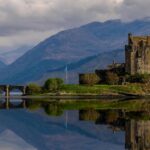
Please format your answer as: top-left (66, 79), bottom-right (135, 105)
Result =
top-left (125, 33), bottom-right (150, 75)
top-left (79, 33), bottom-right (150, 85)
top-left (125, 120), bottom-right (150, 150)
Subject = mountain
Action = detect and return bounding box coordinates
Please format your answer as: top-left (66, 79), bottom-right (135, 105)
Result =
top-left (0, 45), bottom-right (32, 64)
top-left (1, 18), bottom-right (150, 84)
top-left (38, 49), bottom-right (124, 84)
top-left (0, 61), bottom-right (6, 69)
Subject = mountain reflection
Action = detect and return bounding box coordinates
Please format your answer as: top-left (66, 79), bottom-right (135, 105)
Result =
top-left (1, 98), bottom-right (150, 150)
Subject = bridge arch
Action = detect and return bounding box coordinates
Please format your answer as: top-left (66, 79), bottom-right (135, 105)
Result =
top-left (0, 85), bottom-right (26, 96)
top-left (0, 98), bottom-right (27, 109)
top-left (9, 86), bottom-right (26, 96)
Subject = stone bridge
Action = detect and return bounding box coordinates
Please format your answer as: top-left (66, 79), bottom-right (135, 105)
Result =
top-left (2, 98), bottom-right (27, 109)
top-left (0, 85), bottom-right (26, 96)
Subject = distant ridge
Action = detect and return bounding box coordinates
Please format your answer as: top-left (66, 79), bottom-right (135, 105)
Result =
top-left (38, 49), bottom-right (124, 84)
top-left (0, 18), bottom-right (150, 84)
top-left (0, 45), bottom-right (32, 64)
top-left (0, 61), bottom-right (6, 69)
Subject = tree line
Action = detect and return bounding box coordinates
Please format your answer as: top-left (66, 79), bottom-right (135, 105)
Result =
top-left (26, 78), bottom-right (64, 95)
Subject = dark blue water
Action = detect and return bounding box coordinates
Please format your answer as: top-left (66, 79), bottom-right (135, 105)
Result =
top-left (0, 99), bottom-right (149, 150)
top-left (0, 109), bottom-right (125, 150)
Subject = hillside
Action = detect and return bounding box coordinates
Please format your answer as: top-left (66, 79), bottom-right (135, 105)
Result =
top-left (0, 45), bottom-right (32, 64)
top-left (38, 49), bottom-right (124, 84)
top-left (0, 18), bottom-right (150, 84)
top-left (0, 61), bottom-right (6, 69)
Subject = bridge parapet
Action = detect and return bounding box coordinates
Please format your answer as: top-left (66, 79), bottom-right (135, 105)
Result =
top-left (0, 85), bottom-right (27, 96)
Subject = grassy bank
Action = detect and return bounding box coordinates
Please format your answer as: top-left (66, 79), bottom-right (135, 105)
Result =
top-left (27, 99), bottom-right (150, 120)
top-left (59, 99), bottom-right (148, 111)
top-left (59, 84), bottom-right (145, 96)
top-left (25, 83), bottom-right (149, 97)
top-left (28, 99), bottom-right (148, 111)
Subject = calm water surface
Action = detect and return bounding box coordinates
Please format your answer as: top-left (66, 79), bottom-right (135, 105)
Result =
top-left (0, 98), bottom-right (149, 150)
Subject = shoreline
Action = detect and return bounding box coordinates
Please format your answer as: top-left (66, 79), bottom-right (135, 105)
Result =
top-left (0, 93), bottom-right (147, 100)
top-left (0, 84), bottom-right (148, 100)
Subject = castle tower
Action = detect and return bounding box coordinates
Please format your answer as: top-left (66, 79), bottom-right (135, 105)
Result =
top-left (125, 33), bottom-right (150, 75)
top-left (125, 120), bottom-right (150, 150)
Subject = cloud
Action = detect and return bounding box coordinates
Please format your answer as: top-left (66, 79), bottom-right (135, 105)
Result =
top-left (118, 0), bottom-right (150, 21)
top-left (0, 0), bottom-right (120, 33)
top-left (0, 0), bottom-right (149, 50)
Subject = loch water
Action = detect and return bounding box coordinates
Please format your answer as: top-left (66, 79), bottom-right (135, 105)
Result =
top-left (0, 98), bottom-right (149, 150)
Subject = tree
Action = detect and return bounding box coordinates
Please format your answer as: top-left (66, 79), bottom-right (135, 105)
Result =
top-left (43, 102), bottom-right (63, 116)
top-left (55, 78), bottom-right (64, 90)
top-left (79, 109), bottom-right (100, 121)
top-left (105, 72), bottom-right (119, 85)
top-left (26, 83), bottom-right (41, 95)
top-left (44, 78), bottom-right (64, 92)
top-left (105, 110), bottom-right (119, 124)
top-left (79, 73), bottom-right (100, 85)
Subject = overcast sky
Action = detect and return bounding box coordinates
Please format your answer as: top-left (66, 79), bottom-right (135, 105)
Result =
top-left (0, 0), bottom-right (150, 51)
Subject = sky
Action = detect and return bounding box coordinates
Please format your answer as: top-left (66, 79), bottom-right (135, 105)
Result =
top-left (0, 0), bottom-right (150, 51)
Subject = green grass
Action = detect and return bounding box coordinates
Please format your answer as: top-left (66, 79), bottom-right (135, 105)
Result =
top-left (61, 85), bottom-right (108, 94)
top-left (28, 99), bottom-right (150, 114)
top-left (59, 99), bottom-right (149, 111)
top-left (60, 84), bottom-right (144, 95)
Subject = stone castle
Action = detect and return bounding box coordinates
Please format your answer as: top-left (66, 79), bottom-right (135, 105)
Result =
top-left (79, 33), bottom-right (150, 85)
top-left (125, 33), bottom-right (150, 75)
top-left (125, 120), bottom-right (150, 150)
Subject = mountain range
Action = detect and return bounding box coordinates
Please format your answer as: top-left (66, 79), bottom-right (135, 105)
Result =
top-left (38, 49), bottom-right (124, 84)
top-left (0, 18), bottom-right (150, 84)
top-left (0, 45), bottom-right (32, 64)
top-left (0, 61), bottom-right (6, 70)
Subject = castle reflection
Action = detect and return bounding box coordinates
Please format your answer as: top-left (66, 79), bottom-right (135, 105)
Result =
top-left (125, 120), bottom-right (150, 150)
top-left (79, 109), bottom-right (150, 150)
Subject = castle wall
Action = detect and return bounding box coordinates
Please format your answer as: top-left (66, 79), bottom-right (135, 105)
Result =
top-left (125, 34), bottom-right (150, 75)
top-left (125, 47), bottom-right (130, 73)
top-left (125, 120), bottom-right (150, 150)
top-left (143, 47), bottom-right (150, 74)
